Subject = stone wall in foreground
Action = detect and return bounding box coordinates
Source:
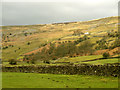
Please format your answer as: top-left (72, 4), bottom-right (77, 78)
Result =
top-left (2, 63), bottom-right (120, 77)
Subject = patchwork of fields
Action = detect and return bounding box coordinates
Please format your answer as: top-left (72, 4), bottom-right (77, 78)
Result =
top-left (2, 55), bottom-right (119, 66)
top-left (2, 16), bottom-right (119, 61)
top-left (1, 16), bottom-right (119, 88)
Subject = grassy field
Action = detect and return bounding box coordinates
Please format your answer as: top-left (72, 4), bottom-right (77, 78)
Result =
top-left (2, 55), bottom-right (119, 66)
top-left (81, 58), bottom-right (119, 65)
top-left (56, 55), bottom-right (119, 65)
top-left (2, 72), bottom-right (118, 88)
top-left (55, 55), bottom-right (103, 63)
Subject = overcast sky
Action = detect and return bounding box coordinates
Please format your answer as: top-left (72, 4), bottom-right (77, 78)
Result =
top-left (1, 0), bottom-right (119, 26)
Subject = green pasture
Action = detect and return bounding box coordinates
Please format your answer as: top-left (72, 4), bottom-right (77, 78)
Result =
top-left (2, 55), bottom-right (119, 66)
top-left (55, 55), bottom-right (102, 63)
top-left (2, 72), bottom-right (118, 88)
top-left (81, 58), bottom-right (119, 65)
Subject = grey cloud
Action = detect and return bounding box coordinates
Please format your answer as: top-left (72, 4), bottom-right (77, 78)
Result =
top-left (1, 1), bottom-right (118, 25)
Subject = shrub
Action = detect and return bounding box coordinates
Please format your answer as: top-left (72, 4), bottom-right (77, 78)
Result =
top-left (26, 60), bottom-right (30, 64)
top-left (52, 57), bottom-right (57, 60)
top-left (24, 33), bottom-right (27, 36)
top-left (103, 52), bottom-right (110, 59)
top-left (9, 59), bottom-right (17, 65)
top-left (58, 38), bottom-right (61, 40)
top-left (27, 42), bottom-right (30, 45)
top-left (3, 46), bottom-right (8, 49)
top-left (9, 33), bottom-right (12, 35)
top-left (43, 60), bottom-right (50, 64)
top-left (78, 40), bottom-right (94, 55)
top-left (30, 60), bottom-right (35, 64)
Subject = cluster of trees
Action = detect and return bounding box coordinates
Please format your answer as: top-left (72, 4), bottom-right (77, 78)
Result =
top-left (107, 31), bottom-right (120, 37)
top-left (24, 32), bottom-right (32, 36)
top-left (2, 46), bottom-right (9, 49)
top-left (2, 34), bottom-right (10, 42)
top-left (95, 38), bottom-right (108, 49)
top-left (24, 40), bottom-right (94, 62)
top-left (74, 35), bottom-right (90, 44)
top-left (109, 39), bottom-right (120, 49)
top-left (103, 52), bottom-right (110, 59)
top-left (8, 59), bottom-right (17, 65)
top-left (95, 31), bottom-right (119, 50)
top-left (2, 45), bottom-right (14, 50)
top-left (2, 33), bottom-right (13, 41)
top-left (95, 38), bottom-right (120, 50)
top-left (73, 30), bottom-right (84, 36)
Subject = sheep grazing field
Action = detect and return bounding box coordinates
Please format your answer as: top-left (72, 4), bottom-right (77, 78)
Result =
top-left (2, 72), bottom-right (118, 88)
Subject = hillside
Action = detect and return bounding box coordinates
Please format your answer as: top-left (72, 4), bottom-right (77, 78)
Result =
top-left (1, 16), bottom-right (119, 61)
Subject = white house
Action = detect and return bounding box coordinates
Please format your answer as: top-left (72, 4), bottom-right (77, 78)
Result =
top-left (84, 32), bottom-right (89, 34)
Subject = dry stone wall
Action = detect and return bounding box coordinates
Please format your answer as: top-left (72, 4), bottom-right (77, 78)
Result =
top-left (2, 63), bottom-right (120, 77)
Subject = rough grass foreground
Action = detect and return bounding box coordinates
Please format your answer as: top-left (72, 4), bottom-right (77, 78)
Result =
top-left (2, 72), bottom-right (118, 88)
